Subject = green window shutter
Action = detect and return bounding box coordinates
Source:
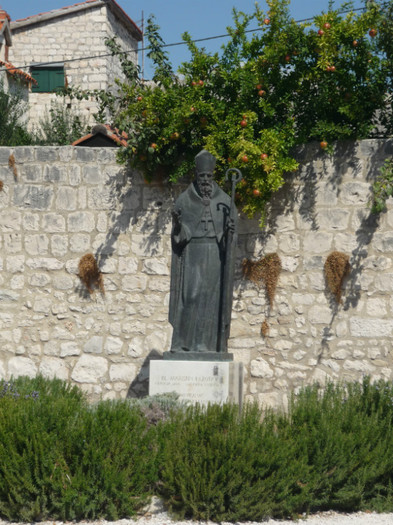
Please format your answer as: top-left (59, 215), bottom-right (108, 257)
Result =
top-left (32, 69), bottom-right (49, 92)
top-left (31, 67), bottom-right (64, 92)
top-left (50, 67), bottom-right (65, 92)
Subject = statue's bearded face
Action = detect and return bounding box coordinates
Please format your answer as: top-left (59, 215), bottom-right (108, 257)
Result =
top-left (196, 171), bottom-right (214, 198)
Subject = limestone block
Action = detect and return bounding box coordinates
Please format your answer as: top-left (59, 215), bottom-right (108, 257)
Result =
top-left (303, 256), bottom-right (324, 270)
top-left (10, 275), bottom-right (24, 290)
top-left (122, 275), bottom-right (147, 292)
top-left (145, 332), bottom-right (167, 352)
top-left (14, 185), bottom-right (54, 210)
top-left (317, 209), bottom-right (350, 230)
top-left (0, 210), bottom-right (22, 231)
top-left (4, 233), bottom-right (22, 253)
top-left (70, 234), bottom-right (91, 253)
top-left (109, 363), bottom-right (136, 382)
top-left (51, 235), bottom-right (68, 257)
top-left (29, 273), bottom-right (51, 287)
top-left (33, 297), bottom-right (52, 314)
top-left (36, 148), bottom-right (59, 162)
top-left (340, 182), bottom-right (371, 205)
top-left (131, 235), bottom-right (163, 256)
top-left (105, 337), bottom-right (123, 354)
top-left (42, 213), bottom-right (66, 232)
top-left (23, 213), bottom-right (40, 231)
top-left (336, 322), bottom-right (348, 337)
top-left (334, 233), bottom-right (359, 252)
top-left (53, 275), bottom-right (74, 291)
top-left (281, 256), bottom-right (299, 272)
top-left (350, 317), bottom-right (393, 337)
top-left (148, 277), bottom-right (170, 292)
top-left (25, 234), bottom-right (49, 256)
top-left (8, 357), bottom-right (37, 379)
top-left (343, 360), bottom-right (376, 374)
top-left (71, 354), bottom-right (108, 383)
top-left (303, 232), bottom-right (333, 253)
top-left (308, 368), bottom-right (332, 385)
top-left (39, 357), bottom-right (69, 380)
top-left (293, 293), bottom-right (314, 305)
top-left (97, 212), bottom-right (108, 232)
top-left (142, 258), bottom-right (169, 275)
top-left (68, 212), bottom-right (95, 232)
top-left (277, 232), bottom-right (300, 254)
top-left (118, 257), bottom-right (138, 274)
top-left (251, 358), bottom-right (274, 378)
top-left (127, 337), bottom-right (144, 357)
top-left (44, 166), bottom-right (67, 183)
top-left (26, 258), bottom-right (64, 270)
top-left (60, 342), bottom-right (80, 357)
top-left (84, 336), bottom-right (103, 354)
top-left (374, 274), bottom-right (393, 292)
top-left (69, 166), bottom-right (81, 186)
top-left (257, 391), bottom-right (288, 411)
top-left (87, 188), bottom-right (114, 210)
top-left (366, 298), bottom-right (388, 316)
top-left (363, 256), bottom-right (392, 271)
top-left (122, 321), bottom-right (146, 335)
top-left (75, 148), bottom-right (97, 163)
top-left (57, 187), bottom-right (77, 210)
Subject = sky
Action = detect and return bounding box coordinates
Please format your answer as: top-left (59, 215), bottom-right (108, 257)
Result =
top-left (1, 0), bottom-right (367, 79)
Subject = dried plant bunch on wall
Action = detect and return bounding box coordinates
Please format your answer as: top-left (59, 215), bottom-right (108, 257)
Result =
top-left (8, 154), bottom-right (17, 178)
top-left (243, 253), bottom-right (282, 308)
top-left (260, 319), bottom-right (269, 337)
top-left (324, 251), bottom-right (350, 303)
top-left (78, 253), bottom-right (105, 295)
top-left (0, 181), bottom-right (3, 192)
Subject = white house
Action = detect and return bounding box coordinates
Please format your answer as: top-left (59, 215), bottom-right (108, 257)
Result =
top-left (8, 0), bottom-right (142, 127)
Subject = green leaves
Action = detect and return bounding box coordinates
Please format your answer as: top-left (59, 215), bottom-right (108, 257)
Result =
top-left (370, 158), bottom-right (393, 213)
top-left (84, 0), bottom-right (393, 224)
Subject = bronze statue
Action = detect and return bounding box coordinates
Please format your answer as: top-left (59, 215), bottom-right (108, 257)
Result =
top-left (168, 149), bottom-right (240, 357)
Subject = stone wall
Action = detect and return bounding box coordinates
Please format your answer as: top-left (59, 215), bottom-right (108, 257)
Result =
top-left (0, 141), bottom-right (393, 406)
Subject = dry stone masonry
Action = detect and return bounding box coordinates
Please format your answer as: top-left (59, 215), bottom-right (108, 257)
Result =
top-left (0, 141), bottom-right (393, 406)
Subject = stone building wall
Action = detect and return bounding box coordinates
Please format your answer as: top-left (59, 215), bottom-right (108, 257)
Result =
top-left (9, 3), bottom-right (139, 127)
top-left (0, 141), bottom-right (392, 406)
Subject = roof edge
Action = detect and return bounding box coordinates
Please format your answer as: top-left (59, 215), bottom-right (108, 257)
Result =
top-left (10, 0), bottom-right (142, 41)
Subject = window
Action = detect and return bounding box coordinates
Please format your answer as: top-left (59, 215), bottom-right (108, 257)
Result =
top-left (31, 65), bottom-right (64, 93)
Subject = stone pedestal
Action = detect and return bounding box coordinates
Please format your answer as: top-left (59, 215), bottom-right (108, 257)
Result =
top-left (149, 359), bottom-right (243, 406)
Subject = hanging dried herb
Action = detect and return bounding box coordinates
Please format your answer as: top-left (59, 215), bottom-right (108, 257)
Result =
top-left (324, 251), bottom-right (350, 303)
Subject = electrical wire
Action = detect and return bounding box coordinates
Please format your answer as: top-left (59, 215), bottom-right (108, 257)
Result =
top-left (0, 4), bottom-right (381, 75)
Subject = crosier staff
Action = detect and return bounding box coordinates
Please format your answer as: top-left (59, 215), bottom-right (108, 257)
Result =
top-left (218, 167), bottom-right (242, 353)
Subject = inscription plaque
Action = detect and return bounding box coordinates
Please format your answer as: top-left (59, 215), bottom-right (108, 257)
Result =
top-left (149, 360), bottom-right (243, 405)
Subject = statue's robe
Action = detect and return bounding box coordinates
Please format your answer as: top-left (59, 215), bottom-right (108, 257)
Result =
top-left (169, 181), bottom-right (237, 353)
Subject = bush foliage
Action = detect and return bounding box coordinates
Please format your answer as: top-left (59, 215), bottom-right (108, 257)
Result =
top-left (0, 377), bottom-right (158, 521)
top-left (65, 0), bottom-right (393, 223)
top-left (0, 82), bottom-right (33, 146)
top-left (2, 376), bottom-right (393, 522)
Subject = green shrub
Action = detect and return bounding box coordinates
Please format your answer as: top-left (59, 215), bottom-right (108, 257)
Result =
top-left (289, 379), bottom-right (393, 513)
top-left (2, 376), bottom-right (393, 522)
top-left (0, 81), bottom-right (33, 146)
top-left (0, 377), bottom-right (158, 521)
top-left (158, 380), bottom-right (393, 522)
top-left (158, 402), bottom-right (309, 521)
top-left (34, 100), bottom-right (89, 145)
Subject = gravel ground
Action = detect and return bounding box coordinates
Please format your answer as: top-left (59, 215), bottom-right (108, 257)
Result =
top-left (2, 510), bottom-right (393, 525)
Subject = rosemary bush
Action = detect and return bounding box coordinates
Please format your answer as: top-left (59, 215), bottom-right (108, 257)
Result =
top-left (0, 377), bottom-right (158, 521)
top-left (2, 376), bottom-right (393, 522)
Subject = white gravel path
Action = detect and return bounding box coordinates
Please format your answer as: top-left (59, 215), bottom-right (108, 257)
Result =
top-left (3, 510), bottom-right (393, 525)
